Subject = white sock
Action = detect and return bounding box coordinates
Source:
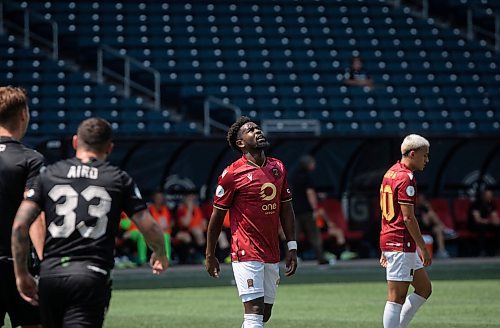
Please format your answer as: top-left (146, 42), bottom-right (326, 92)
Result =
top-left (242, 314), bottom-right (264, 328)
top-left (383, 301), bottom-right (403, 328)
top-left (400, 293), bottom-right (427, 327)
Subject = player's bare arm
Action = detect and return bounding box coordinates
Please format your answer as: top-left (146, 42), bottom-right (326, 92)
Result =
top-left (205, 207), bottom-right (226, 278)
top-left (29, 212), bottom-right (46, 260)
top-left (131, 209), bottom-right (168, 274)
top-left (11, 200), bottom-right (42, 305)
top-left (401, 203), bottom-right (432, 267)
top-left (280, 201), bottom-right (298, 276)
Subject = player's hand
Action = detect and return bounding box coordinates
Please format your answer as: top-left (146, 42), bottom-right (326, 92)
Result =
top-left (420, 248), bottom-right (432, 267)
top-left (16, 273), bottom-right (39, 306)
top-left (205, 254), bottom-right (220, 278)
top-left (285, 249), bottom-right (298, 277)
top-left (379, 253), bottom-right (388, 268)
top-left (149, 252), bottom-right (169, 275)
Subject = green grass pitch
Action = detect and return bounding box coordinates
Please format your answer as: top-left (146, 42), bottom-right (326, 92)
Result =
top-left (4, 259), bottom-right (499, 327)
top-left (105, 279), bottom-right (500, 328)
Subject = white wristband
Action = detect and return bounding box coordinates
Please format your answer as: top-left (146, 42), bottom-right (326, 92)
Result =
top-left (287, 241), bottom-right (298, 251)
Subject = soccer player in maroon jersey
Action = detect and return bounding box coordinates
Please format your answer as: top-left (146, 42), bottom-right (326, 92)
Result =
top-left (379, 134), bottom-right (432, 328)
top-left (205, 116), bottom-right (298, 328)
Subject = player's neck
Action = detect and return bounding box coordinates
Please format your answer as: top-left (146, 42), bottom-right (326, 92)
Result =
top-left (76, 149), bottom-right (107, 163)
top-left (0, 126), bottom-right (21, 140)
top-left (400, 157), bottom-right (415, 172)
top-left (244, 150), bottom-right (266, 167)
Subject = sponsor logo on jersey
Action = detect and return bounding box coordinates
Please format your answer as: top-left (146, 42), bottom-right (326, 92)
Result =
top-left (247, 173), bottom-right (253, 181)
top-left (215, 185), bottom-right (225, 197)
top-left (260, 183), bottom-right (277, 214)
top-left (260, 183), bottom-right (277, 201)
top-left (406, 186), bottom-right (415, 197)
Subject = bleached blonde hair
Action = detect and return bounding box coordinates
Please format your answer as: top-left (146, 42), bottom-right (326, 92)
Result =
top-left (401, 134), bottom-right (430, 155)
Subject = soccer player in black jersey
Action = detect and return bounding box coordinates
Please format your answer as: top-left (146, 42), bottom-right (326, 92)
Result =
top-left (11, 117), bottom-right (168, 328)
top-left (0, 86), bottom-right (43, 328)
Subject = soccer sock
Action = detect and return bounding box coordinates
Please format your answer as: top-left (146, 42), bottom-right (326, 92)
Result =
top-left (242, 314), bottom-right (264, 328)
top-left (383, 301), bottom-right (402, 328)
top-left (400, 293), bottom-right (427, 328)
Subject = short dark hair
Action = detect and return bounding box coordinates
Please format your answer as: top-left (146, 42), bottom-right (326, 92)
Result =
top-left (227, 116), bottom-right (251, 152)
top-left (77, 117), bottom-right (113, 153)
top-left (0, 86), bottom-right (28, 130)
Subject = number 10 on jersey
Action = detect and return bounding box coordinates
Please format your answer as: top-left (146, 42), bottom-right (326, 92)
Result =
top-left (380, 184), bottom-right (395, 221)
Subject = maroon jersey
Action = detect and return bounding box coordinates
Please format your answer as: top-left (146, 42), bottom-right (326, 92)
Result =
top-left (379, 161), bottom-right (417, 252)
top-left (213, 156), bottom-right (292, 263)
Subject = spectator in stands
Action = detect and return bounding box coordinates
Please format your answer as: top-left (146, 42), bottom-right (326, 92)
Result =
top-left (415, 194), bottom-right (457, 259)
top-left (148, 190), bottom-right (173, 260)
top-left (290, 155), bottom-right (331, 265)
top-left (344, 56), bottom-right (374, 90)
top-left (468, 188), bottom-right (500, 256)
top-left (175, 191), bottom-right (207, 263)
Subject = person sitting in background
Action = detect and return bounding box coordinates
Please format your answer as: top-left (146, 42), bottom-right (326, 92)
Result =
top-left (148, 190), bottom-right (173, 260)
top-left (175, 192), bottom-right (207, 263)
top-left (468, 188), bottom-right (500, 256)
top-left (316, 209), bottom-right (357, 261)
top-left (344, 56), bottom-right (374, 91)
top-left (415, 194), bottom-right (457, 259)
top-left (114, 213), bottom-right (138, 268)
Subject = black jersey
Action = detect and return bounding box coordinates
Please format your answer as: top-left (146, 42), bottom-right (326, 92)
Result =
top-left (27, 157), bottom-right (147, 272)
top-left (0, 136), bottom-right (44, 259)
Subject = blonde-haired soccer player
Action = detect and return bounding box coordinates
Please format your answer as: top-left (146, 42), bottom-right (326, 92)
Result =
top-left (379, 134), bottom-right (432, 328)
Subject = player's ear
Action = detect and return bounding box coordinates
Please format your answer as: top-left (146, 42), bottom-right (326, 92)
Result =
top-left (72, 135), bottom-right (78, 150)
top-left (236, 138), bottom-right (244, 149)
top-left (106, 142), bottom-right (114, 155)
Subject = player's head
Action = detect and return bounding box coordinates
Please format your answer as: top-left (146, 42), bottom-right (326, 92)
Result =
top-left (299, 155), bottom-right (316, 172)
top-left (227, 116), bottom-right (269, 153)
top-left (73, 117), bottom-right (113, 156)
top-left (401, 134), bottom-right (430, 171)
top-left (0, 86), bottom-right (30, 138)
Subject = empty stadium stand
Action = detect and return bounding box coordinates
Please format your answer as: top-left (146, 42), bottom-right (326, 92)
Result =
top-left (9, 0), bottom-right (498, 135)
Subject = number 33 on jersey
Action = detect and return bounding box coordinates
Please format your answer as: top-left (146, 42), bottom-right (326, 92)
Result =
top-left (26, 158), bottom-right (147, 270)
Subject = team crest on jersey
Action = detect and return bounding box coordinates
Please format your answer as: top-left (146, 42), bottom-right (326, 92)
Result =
top-left (247, 279), bottom-right (254, 288)
top-left (272, 168), bottom-right (280, 177)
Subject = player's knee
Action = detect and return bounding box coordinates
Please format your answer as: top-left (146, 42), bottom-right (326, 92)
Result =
top-left (417, 282), bottom-right (432, 299)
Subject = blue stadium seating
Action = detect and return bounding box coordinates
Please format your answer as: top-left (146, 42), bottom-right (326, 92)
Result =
top-left (7, 0), bottom-right (500, 135)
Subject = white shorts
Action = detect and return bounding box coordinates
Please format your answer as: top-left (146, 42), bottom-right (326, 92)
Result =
top-left (232, 261), bottom-right (280, 304)
top-left (384, 251), bottom-right (424, 282)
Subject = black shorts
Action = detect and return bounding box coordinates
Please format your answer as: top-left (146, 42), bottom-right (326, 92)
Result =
top-left (0, 260), bottom-right (40, 327)
top-left (39, 269), bottom-right (111, 328)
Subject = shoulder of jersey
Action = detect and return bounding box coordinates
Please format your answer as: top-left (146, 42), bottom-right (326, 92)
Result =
top-left (267, 157), bottom-right (285, 169)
